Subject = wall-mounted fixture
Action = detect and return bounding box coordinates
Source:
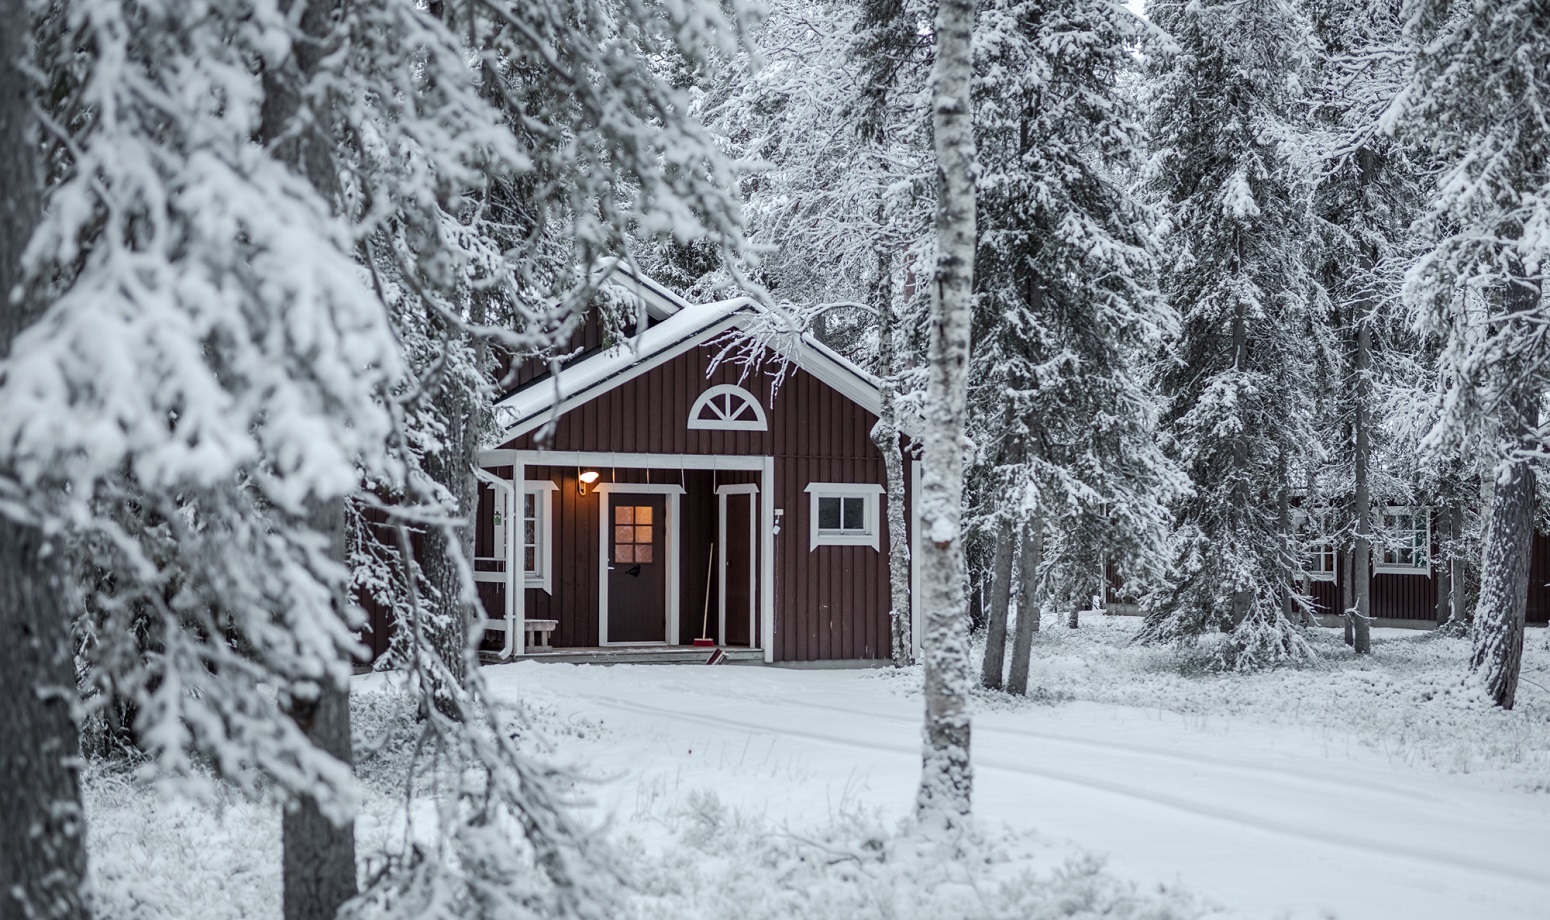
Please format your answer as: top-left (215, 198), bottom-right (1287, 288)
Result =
top-left (578, 469), bottom-right (601, 495)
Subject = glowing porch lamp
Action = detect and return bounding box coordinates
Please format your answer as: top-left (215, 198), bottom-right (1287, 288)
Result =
top-left (578, 469), bottom-right (601, 495)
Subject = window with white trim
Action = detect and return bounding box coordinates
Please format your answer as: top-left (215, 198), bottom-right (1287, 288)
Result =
top-left (1292, 509), bottom-right (1336, 582)
top-left (521, 481), bottom-right (558, 591)
top-left (804, 483), bottom-right (883, 550)
top-left (688, 383), bottom-right (768, 431)
top-left (1376, 507), bottom-right (1429, 574)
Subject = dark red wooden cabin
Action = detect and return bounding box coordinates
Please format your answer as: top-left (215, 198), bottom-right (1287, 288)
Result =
top-left (470, 268), bottom-right (919, 663)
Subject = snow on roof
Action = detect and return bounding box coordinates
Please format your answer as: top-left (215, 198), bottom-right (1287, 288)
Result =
top-left (492, 272), bottom-right (901, 443)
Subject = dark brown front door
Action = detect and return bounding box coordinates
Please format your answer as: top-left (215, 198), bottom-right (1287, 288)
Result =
top-left (724, 493), bottom-right (755, 646)
top-left (607, 494), bottom-right (667, 643)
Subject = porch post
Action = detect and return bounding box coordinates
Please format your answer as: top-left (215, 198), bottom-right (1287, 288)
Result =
top-left (512, 457), bottom-right (526, 656)
top-left (761, 456), bottom-right (776, 663)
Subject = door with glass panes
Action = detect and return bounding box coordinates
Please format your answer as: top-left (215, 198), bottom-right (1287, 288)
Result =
top-left (607, 493), bottom-right (668, 642)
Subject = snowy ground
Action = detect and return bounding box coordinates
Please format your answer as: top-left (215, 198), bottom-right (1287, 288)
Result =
top-left (86, 618), bottom-right (1550, 920)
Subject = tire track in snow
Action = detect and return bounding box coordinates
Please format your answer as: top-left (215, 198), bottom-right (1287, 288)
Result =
top-left (756, 694), bottom-right (1439, 804)
top-left (570, 689), bottom-right (1550, 892)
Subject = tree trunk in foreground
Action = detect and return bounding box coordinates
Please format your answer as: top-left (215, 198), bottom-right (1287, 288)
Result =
top-left (980, 515), bottom-right (1015, 690)
top-left (260, 0), bottom-right (358, 912)
top-left (1469, 275), bottom-right (1542, 709)
top-left (869, 229), bottom-right (913, 668)
top-left (283, 500), bottom-right (359, 920)
top-left (1006, 519), bottom-right (1042, 696)
top-left (0, 12), bottom-right (91, 917)
top-left (916, 0), bottom-right (977, 827)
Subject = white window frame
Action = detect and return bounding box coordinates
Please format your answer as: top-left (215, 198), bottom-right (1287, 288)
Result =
top-left (1374, 506), bottom-right (1430, 575)
top-left (688, 383), bottom-right (768, 431)
top-left (1305, 542), bottom-right (1337, 582)
top-left (521, 480), bottom-right (559, 592)
top-left (805, 482), bottom-right (884, 551)
top-left (1292, 509), bottom-right (1337, 582)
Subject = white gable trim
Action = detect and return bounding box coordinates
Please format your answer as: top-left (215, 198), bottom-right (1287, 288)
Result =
top-left (496, 308), bottom-right (751, 441)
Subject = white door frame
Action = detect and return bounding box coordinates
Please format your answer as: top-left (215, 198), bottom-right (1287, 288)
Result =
top-left (595, 482), bottom-right (685, 646)
top-left (715, 484), bottom-right (759, 648)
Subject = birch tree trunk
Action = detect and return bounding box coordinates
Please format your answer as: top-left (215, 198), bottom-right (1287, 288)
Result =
top-left (980, 514), bottom-right (1015, 690)
top-left (1006, 519), bottom-right (1042, 696)
top-left (1469, 273), bottom-right (1542, 709)
top-left (0, 14), bottom-right (91, 914)
top-left (916, 0), bottom-right (977, 827)
top-left (259, 0), bottom-right (358, 913)
top-left (868, 220), bottom-right (913, 668)
top-left (1352, 313), bottom-right (1373, 654)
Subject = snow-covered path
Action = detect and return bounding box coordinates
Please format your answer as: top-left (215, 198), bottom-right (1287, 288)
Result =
top-left (486, 661), bottom-right (1550, 920)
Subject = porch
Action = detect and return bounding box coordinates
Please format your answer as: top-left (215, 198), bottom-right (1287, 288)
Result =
top-left (472, 450), bottom-right (775, 660)
top-left (483, 645), bottom-right (766, 666)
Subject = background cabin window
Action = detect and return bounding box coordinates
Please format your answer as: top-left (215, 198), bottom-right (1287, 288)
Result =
top-left (1292, 509), bottom-right (1335, 582)
top-left (1376, 507), bottom-right (1429, 574)
top-left (804, 483), bottom-right (884, 550)
top-left (1305, 543), bottom-right (1336, 581)
top-left (688, 383), bottom-right (768, 431)
top-left (614, 504), bottom-right (655, 563)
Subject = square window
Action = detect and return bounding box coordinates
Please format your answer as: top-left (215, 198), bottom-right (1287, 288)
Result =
top-left (805, 484), bottom-right (882, 551)
top-left (616, 506), bottom-right (634, 525)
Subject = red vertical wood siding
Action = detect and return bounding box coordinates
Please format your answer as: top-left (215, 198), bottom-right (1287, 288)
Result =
top-left (498, 342), bottom-right (905, 661)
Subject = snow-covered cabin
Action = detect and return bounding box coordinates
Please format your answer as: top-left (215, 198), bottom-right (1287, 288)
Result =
top-left (468, 269), bottom-right (919, 664)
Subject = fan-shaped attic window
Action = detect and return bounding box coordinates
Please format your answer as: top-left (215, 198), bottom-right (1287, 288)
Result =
top-left (688, 384), bottom-right (768, 431)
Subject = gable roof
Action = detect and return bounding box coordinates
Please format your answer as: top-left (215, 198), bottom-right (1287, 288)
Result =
top-left (492, 271), bottom-right (894, 443)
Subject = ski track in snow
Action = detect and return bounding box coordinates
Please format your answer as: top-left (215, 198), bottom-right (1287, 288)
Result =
top-left (573, 689), bottom-right (1544, 890)
top-left (490, 661), bottom-right (1550, 920)
top-left (751, 693), bottom-right (1443, 803)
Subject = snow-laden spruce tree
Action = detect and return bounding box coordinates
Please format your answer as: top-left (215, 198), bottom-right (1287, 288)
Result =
top-left (967, 0), bottom-right (1183, 691)
top-left (1138, 0), bottom-right (1330, 667)
top-left (1389, 0), bottom-right (1550, 708)
top-left (4, 0), bottom-right (741, 915)
top-left (1304, 0), bottom-right (1428, 653)
top-left (916, 0), bottom-right (978, 826)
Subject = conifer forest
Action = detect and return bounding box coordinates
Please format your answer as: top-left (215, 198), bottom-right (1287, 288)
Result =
top-left (2, 1), bottom-right (1549, 919)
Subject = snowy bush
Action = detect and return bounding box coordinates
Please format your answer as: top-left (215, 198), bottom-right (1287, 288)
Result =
top-left (627, 791), bottom-right (1211, 920)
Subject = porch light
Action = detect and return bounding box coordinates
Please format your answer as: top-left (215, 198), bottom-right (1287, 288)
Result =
top-left (578, 469), bottom-right (601, 495)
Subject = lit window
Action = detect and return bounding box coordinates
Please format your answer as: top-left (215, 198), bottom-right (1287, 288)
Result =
top-left (613, 504), bottom-right (656, 564)
top-left (804, 483), bottom-right (884, 550)
top-left (1376, 507), bottom-right (1429, 574)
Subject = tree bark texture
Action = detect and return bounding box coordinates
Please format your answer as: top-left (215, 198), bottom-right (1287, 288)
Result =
top-left (259, 0), bottom-right (358, 912)
top-left (868, 228), bottom-right (913, 668)
top-left (1352, 315), bottom-right (1373, 654)
top-left (1469, 275), bottom-right (1542, 709)
top-left (0, 11), bottom-right (92, 917)
top-left (283, 499), bottom-right (359, 920)
top-left (1006, 519), bottom-right (1042, 695)
top-left (980, 515), bottom-right (1015, 690)
top-left (916, 0), bottom-right (976, 826)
